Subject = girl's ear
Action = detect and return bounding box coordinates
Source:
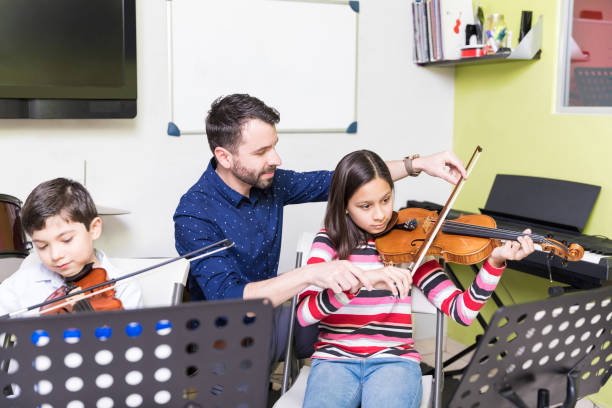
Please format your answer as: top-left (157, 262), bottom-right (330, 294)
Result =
top-left (89, 217), bottom-right (102, 240)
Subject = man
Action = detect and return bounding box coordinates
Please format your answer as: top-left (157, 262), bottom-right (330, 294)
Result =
top-left (174, 93), bottom-right (467, 360)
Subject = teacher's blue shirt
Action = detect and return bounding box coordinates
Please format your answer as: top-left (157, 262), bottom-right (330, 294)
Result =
top-left (174, 158), bottom-right (333, 301)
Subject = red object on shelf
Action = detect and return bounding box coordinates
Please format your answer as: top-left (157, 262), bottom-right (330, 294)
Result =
top-left (461, 46), bottom-right (484, 58)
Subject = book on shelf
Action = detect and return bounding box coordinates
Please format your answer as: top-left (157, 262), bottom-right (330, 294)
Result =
top-left (411, 0), bottom-right (474, 63)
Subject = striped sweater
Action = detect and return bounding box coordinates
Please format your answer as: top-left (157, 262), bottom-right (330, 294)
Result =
top-left (297, 230), bottom-right (505, 362)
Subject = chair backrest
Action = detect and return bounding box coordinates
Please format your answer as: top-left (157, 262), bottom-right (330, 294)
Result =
top-left (0, 256), bottom-right (26, 283)
top-left (296, 232), bottom-right (316, 268)
top-left (110, 257), bottom-right (190, 307)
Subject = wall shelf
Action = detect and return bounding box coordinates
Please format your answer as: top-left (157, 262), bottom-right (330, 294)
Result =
top-left (417, 15), bottom-right (543, 68)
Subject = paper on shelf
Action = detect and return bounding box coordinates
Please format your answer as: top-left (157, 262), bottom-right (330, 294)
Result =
top-left (440, 0), bottom-right (475, 60)
top-left (508, 15), bottom-right (542, 59)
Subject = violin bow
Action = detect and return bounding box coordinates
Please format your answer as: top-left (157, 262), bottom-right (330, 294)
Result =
top-left (1, 238), bottom-right (235, 319)
top-left (405, 146), bottom-right (483, 274)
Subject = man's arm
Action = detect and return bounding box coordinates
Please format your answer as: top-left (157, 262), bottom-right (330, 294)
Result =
top-left (243, 260), bottom-right (374, 307)
top-left (386, 150), bottom-right (468, 185)
top-left (175, 213), bottom-right (248, 300)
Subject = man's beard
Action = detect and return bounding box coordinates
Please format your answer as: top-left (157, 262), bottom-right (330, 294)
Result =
top-left (232, 161), bottom-right (276, 189)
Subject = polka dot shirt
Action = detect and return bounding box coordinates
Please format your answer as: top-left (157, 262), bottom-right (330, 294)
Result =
top-left (173, 158), bottom-right (333, 301)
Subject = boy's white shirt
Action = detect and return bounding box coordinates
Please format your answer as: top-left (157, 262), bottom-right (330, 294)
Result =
top-left (0, 249), bottom-right (143, 316)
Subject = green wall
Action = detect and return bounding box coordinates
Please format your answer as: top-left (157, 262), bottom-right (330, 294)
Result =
top-left (448, 0), bottom-right (612, 405)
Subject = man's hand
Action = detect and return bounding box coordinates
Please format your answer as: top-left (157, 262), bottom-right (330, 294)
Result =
top-left (363, 266), bottom-right (412, 299)
top-left (307, 260), bottom-right (374, 294)
top-left (412, 150), bottom-right (468, 185)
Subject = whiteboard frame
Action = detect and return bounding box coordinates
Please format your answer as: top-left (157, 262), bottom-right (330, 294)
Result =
top-left (166, 0), bottom-right (360, 137)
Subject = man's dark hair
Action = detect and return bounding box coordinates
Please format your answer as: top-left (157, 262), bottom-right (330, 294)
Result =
top-left (205, 94), bottom-right (280, 153)
top-left (325, 150), bottom-right (394, 260)
top-left (21, 178), bottom-right (98, 235)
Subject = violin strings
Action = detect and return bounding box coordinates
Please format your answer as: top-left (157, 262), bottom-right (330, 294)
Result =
top-left (405, 217), bottom-right (568, 253)
top-left (38, 284), bottom-right (117, 316)
top-left (440, 220), bottom-right (540, 239)
top-left (441, 222), bottom-right (567, 252)
top-left (409, 217), bottom-right (538, 240)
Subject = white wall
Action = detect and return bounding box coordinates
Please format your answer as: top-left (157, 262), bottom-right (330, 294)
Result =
top-left (0, 0), bottom-right (455, 275)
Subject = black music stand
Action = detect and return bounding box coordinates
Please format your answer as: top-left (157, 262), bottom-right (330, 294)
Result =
top-left (448, 286), bottom-right (612, 408)
top-left (0, 298), bottom-right (273, 408)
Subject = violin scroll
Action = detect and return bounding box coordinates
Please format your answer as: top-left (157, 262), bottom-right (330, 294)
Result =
top-left (539, 240), bottom-right (584, 262)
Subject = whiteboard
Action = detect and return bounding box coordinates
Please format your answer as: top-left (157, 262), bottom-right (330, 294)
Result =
top-left (167, 0), bottom-right (359, 136)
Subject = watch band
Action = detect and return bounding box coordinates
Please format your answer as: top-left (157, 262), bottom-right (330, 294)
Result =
top-left (403, 154), bottom-right (421, 177)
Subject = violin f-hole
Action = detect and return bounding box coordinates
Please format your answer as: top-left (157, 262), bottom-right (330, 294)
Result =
top-left (411, 239), bottom-right (425, 247)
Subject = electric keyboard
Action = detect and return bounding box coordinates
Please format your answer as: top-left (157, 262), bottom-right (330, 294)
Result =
top-left (406, 199), bottom-right (611, 289)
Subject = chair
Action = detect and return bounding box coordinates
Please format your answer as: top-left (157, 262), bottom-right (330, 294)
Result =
top-left (274, 232), bottom-right (445, 408)
top-left (109, 257), bottom-right (190, 307)
top-left (0, 257), bottom-right (26, 283)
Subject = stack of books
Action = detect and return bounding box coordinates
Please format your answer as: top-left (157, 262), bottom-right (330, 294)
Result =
top-left (412, 0), bottom-right (474, 63)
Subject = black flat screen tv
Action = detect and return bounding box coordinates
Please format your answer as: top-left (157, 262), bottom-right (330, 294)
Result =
top-left (0, 0), bottom-right (137, 119)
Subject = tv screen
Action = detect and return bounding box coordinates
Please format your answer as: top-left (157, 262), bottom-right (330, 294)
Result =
top-left (0, 0), bottom-right (136, 118)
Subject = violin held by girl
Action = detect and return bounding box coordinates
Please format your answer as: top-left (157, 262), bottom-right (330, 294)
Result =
top-left (296, 149), bottom-right (534, 408)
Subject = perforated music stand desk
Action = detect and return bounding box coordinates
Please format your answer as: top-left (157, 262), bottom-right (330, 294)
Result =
top-left (0, 298), bottom-right (273, 408)
top-left (448, 286), bottom-right (612, 408)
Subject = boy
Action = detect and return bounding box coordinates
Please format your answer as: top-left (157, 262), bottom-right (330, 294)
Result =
top-left (0, 178), bottom-right (142, 316)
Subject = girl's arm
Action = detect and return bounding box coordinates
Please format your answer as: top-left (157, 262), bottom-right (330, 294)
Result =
top-left (413, 232), bottom-right (534, 326)
top-left (413, 259), bottom-right (504, 326)
top-left (296, 277), bottom-right (357, 327)
top-left (296, 231), bottom-right (359, 327)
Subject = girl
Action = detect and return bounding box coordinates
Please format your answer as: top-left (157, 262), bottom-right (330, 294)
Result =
top-left (297, 150), bottom-right (534, 408)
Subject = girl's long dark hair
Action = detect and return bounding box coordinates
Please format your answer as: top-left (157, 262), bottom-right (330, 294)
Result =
top-left (325, 150), bottom-right (394, 260)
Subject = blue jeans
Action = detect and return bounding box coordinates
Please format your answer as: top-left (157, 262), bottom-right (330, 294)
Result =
top-left (303, 357), bottom-right (422, 408)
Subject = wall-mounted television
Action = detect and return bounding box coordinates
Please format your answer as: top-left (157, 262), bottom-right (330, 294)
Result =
top-left (0, 0), bottom-right (136, 119)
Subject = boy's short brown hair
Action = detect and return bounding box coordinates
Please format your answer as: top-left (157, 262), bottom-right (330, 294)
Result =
top-left (21, 178), bottom-right (98, 235)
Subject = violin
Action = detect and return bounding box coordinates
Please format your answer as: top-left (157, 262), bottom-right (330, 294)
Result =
top-left (39, 263), bottom-right (123, 314)
top-left (374, 207), bottom-right (585, 266)
top-left (0, 238), bottom-right (235, 319)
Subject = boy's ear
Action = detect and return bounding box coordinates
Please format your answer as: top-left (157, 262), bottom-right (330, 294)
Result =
top-left (214, 146), bottom-right (234, 170)
top-left (89, 217), bottom-right (103, 240)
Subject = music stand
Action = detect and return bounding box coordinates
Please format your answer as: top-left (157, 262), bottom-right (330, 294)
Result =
top-left (0, 298), bottom-right (273, 408)
top-left (448, 286), bottom-right (612, 408)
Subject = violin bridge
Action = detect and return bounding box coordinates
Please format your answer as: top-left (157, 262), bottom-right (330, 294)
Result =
top-left (423, 216), bottom-right (434, 233)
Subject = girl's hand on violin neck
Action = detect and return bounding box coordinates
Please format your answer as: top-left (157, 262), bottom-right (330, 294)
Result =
top-left (488, 229), bottom-right (535, 268)
top-left (413, 150), bottom-right (468, 185)
top-left (307, 260), bottom-right (374, 294)
top-left (365, 266), bottom-right (412, 299)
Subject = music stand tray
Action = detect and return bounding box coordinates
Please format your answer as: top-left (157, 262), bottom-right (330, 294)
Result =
top-left (0, 298), bottom-right (273, 408)
top-left (448, 286), bottom-right (612, 408)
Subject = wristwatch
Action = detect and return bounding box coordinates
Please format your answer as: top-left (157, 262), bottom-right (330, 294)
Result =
top-left (403, 154), bottom-right (422, 177)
